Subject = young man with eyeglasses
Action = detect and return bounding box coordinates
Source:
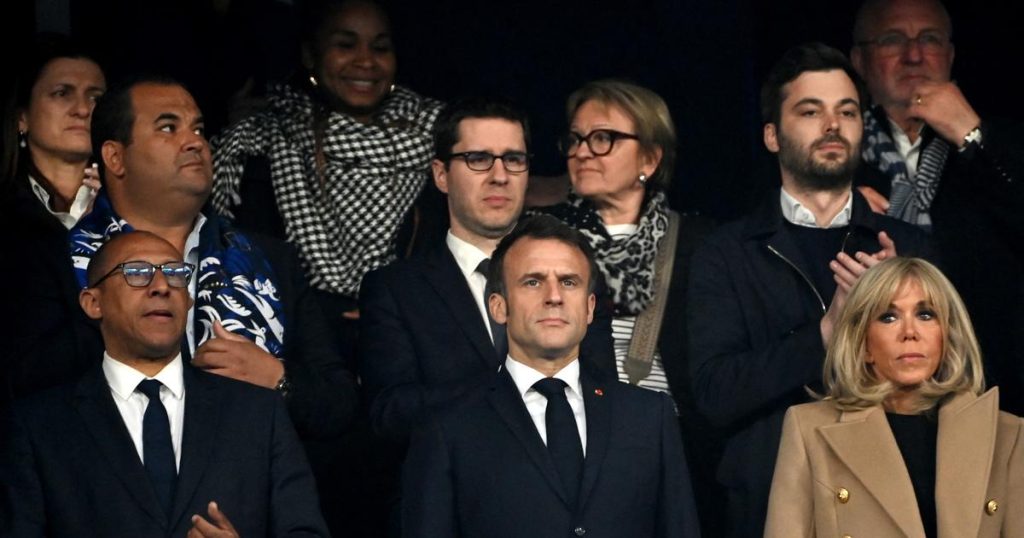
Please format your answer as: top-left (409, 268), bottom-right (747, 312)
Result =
top-left (851, 0), bottom-right (1024, 415)
top-left (358, 97), bottom-right (614, 448)
top-left (0, 230), bottom-right (328, 536)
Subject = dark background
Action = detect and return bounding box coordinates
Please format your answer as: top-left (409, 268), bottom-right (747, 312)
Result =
top-left (5, 0), bottom-right (1019, 220)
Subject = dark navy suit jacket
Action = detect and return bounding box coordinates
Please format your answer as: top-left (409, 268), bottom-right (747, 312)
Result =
top-left (0, 363), bottom-right (328, 537)
top-left (401, 364), bottom-right (702, 538)
top-left (358, 244), bottom-right (616, 442)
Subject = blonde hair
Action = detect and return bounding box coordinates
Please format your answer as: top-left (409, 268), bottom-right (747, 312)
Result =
top-left (823, 257), bottom-right (984, 412)
top-left (566, 79), bottom-right (676, 189)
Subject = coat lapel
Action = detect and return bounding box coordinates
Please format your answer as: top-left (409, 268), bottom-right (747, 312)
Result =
top-left (576, 371), bottom-right (610, 512)
top-left (423, 247), bottom-right (500, 368)
top-left (168, 366), bottom-right (223, 528)
top-left (818, 406), bottom-right (925, 537)
top-left (935, 390), bottom-right (999, 538)
top-left (73, 366), bottom-right (168, 528)
top-left (486, 369), bottom-right (570, 506)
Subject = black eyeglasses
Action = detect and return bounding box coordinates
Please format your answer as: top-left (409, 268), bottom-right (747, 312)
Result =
top-left (855, 31), bottom-right (951, 57)
top-left (89, 261), bottom-right (195, 289)
top-left (559, 129), bottom-right (639, 157)
top-left (449, 151), bottom-right (530, 172)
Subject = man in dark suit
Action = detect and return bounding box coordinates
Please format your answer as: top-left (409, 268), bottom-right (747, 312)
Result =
top-left (402, 215), bottom-right (700, 538)
top-left (56, 75), bottom-right (357, 442)
top-left (850, 0), bottom-right (1024, 414)
top-left (0, 231), bottom-right (328, 536)
top-left (359, 97), bottom-right (614, 442)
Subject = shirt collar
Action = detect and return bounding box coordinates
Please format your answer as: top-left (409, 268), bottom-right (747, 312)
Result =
top-left (504, 356), bottom-right (582, 401)
top-left (102, 352), bottom-right (185, 401)
top-left (887, 116), bottom-right (924, 155)
top-left (184, 213), bottom-right (208, 260)
top-left (446, 229), bottom-right (491, 281)
top-left (27, 174), bottom-right (97, 229)
top-left (780, 187), bottom-right (853, 229)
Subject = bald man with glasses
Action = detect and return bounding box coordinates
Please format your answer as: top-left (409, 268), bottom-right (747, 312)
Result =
top-left (0, 231), bottom-right (328, 536)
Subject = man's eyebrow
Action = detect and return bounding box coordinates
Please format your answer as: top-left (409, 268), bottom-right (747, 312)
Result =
top-left (154, 112), bottom-right (180, 123)
top-left (838, 98), bottom-right (860, 108)
top-left (791, 98), bottom-right (824, 108)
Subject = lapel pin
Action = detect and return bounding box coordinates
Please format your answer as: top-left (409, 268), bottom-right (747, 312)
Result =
top-left (594, 389), bottom-right (604, 396)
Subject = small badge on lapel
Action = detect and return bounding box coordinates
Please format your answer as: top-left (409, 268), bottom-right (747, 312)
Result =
top-left (594, 388), bottom-right (604, 396)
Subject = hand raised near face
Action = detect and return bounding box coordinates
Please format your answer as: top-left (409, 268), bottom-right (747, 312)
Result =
top-left (908, 81), bottom-right (981, 146)
top-left (821, 231), bottom-right (898, 344)
top-left (857, 186), bottom-right (890, 215)
top-left (187, 501), bottom-right (239, 538)
top-left (192, 320), bottom-right (284, 389)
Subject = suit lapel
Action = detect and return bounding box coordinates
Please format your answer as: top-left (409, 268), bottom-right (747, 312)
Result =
top-left (168, 366), bottom-right (223, 528)
top-left (935, 390), bottom-right (999, 538)
top-left (819, 406), bottom-right (925, 537)
top-left (73, 366), bottom-right (168, 528)
top-left (577, 371), bottom-right (610, 512)
top-left (423, 247), bottom-right (500, 368)
top-left (486, 369), bottom-right (570, 506)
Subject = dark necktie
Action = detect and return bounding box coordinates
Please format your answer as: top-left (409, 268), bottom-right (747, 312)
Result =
top-left (137, 379), bottom-right (177, 518)
top-left (475, 258), bottom-right (507, 358)
top-left (532, 377), bottom-right (583, 508)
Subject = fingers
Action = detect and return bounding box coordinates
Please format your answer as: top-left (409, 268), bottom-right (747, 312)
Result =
top-left (876, 231), bottom-right (897, 259)
top-left (212, 320), bottom-right (248, 342)
top-left (83, 163), bottom-right (101, 191)
top-left (342, 308), bottom-right (361, 320)
top-left (856, 186), bottom-right (889, 214)
top-left (206, 501), bottom-right (236, 531)
top-left (189, 502), bottom-right (238, 537)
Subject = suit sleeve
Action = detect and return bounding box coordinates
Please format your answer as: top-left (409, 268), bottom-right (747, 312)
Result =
top-left (763, 407), bottom-right (814, 538)
top-left (656, 392), bottom-right (702, 538)
top-left (267, 395), bottom-right (331, 537)
top-left (358, 269), bottom-right (491, 441)
top-left (687, 239), bottom-right (825, 428)
top-left (948, 120), bottom-right (1024, 237)
top-left (401, 417), bottom-right (458, 538)
top-left (273, 241), bottom-right (359, 440)
top-left (0, 406), bottom-right (46, 536)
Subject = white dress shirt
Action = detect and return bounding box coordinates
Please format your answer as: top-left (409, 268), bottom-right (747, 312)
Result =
top-left (27, 175), bottom-right (96, 230)
top-left (780, 187), bottom-right (853, 229)
top-left (102, 353), bottom-right (186, 469)
top-left (504, 357), bottom-right (587, 455)
top-left (446, 230), bottom-right (495, 342)
top-left (888, 117), bottom-right (924, 177)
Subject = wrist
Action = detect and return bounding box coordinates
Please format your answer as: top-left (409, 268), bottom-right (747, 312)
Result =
top-left (959, 125), bottom-right (983, 152)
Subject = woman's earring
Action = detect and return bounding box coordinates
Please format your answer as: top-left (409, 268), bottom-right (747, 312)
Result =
top-left (638, 173), bottom-right (648, 185)
top-left (389, 83), bottom-right (396, 94)
top-left (18, 130), bottom-right (27, 148)
top-left (308, 74), bottom-right (319, 88)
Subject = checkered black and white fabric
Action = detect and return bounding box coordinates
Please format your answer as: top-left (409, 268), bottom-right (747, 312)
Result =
top-left (212, 84), bottom-right (443, 298)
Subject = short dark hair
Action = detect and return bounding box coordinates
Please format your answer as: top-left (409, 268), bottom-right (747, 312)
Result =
top-left (432, 96), bottom-right (531, 164)
top-left (90, 74), bottom-right (187, 177)
top-left (760, 42), bottom-right (868, 125)
top-left (488, 215), bottom-right (599, 296)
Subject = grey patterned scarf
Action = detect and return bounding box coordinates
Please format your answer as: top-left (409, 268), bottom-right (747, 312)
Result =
top-left (862, 107), bottom-right (948, 227)
top-left (211, 83), bottom-right (442, 298)
top-left (532, 191), bottom-right (670, 315)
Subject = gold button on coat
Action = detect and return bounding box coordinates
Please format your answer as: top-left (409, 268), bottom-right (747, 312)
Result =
top-left (986, 499), bottom-right (999, 515)
top-left (836, 487), bottom-right (850, 503)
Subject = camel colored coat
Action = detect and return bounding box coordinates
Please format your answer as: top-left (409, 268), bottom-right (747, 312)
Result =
top-left (764, 389), bottom-right (1024, 538)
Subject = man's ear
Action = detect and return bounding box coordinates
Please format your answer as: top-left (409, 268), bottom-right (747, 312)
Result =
top-left (432, 159), bottom-right (449, 194)
top-left (101, 141), bottom-right (126, 178)
top-left (488, 292), bottom-right (508, 325)
top-left (586, 293), bottom-right (596, 325)
top-left (850, 47), bottom-right (865, 76)
top-left (79, 288), bottom-right (103, 321)
top-left (763, 123), bottom-right (780, 153)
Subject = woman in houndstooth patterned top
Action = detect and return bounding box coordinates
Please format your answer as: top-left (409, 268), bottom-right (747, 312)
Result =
top-left (211, 0), bottom-right (443, 357)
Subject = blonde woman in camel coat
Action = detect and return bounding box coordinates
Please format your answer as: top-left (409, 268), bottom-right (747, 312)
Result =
top-left (765, 257), bottom-right (1024, 538)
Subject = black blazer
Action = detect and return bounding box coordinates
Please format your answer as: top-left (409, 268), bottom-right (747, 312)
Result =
top-left (0, 363), bottom-right (328, 536)
top-left (401, 364), bottom-right (701, 538)
top-left (358, 244), bottom-right (616, 441)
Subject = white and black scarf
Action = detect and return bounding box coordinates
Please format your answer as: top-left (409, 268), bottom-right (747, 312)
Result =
top-left (211, 83), bottom-right (442, 298)
top-left (862, 107), bottom-right (948, 227)
top-left (534, 191), bottom-right (670, 315)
